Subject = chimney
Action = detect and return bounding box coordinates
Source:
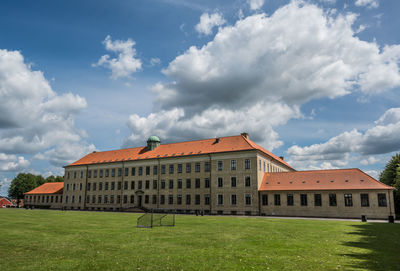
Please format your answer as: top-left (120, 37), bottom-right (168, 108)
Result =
top-left (215, 138), bottom-right (220, 143)
top-left (241, 132), bottom-right (249, 139)
top-left (279, 156), bottom-right (284, 160)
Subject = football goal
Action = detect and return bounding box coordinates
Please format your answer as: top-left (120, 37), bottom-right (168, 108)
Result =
top-left (137, 210), bottom-right (175, 228)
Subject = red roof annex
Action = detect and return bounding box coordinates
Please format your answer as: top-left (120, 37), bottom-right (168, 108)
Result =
top-left (67, 134), bottom-right (293, 170)
top-left (259, 168), bottom-right (394, 191)
top-left (24, 182), bottom-right (64, 195)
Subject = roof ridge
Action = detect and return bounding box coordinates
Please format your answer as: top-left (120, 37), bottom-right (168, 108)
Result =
top-left (89, 135), bottom-right (244, 154)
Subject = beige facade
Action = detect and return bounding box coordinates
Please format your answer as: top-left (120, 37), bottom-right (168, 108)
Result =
top-left (63, 149), bottom-right (291, 215)
top-left (24, 193), bottom-right (63, 209)
top-left (259, 190), bottom-right (395, 219)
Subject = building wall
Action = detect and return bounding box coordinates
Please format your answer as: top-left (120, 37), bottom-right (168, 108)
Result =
top-left (24, 193), bottom-right (63, 209)
top-left (62, 150), bottom-right (291, 215)
top-left (259, 189), bottom-right (395, 219)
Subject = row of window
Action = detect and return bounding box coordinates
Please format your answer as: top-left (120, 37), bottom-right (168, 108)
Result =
top-left (64, 194), bottom-right (252, 206)
top-left (25, 195), bottom-right (62, 204)
top-left (66, 177), bottom-right (252, 192)
top-left (67, 159), bottom-right (256, 180)
top-left (258, 159), bottom-right (284, 173)
top-left (261, 193), bottom-right (388, 207)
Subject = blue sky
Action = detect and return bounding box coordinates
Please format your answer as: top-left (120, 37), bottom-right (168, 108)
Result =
top-left (1, 0), bottom-right (400, 195)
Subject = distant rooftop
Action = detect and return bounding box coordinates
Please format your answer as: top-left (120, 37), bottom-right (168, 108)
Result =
top-left (24, 182), bottom-right (64, 195)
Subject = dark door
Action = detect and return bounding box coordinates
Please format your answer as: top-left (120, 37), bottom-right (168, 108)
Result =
top-left (138, 195), bottom-right (142, 207)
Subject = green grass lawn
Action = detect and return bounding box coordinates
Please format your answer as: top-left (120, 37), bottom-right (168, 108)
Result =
top-left (0, 209), bottom-right (399, 271)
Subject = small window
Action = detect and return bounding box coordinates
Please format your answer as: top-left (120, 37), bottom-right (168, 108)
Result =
top-left (161, 165), bottom-right (166, 174)
top-left (205, 194), bottom-right (210, 205)
top-left (218, 194), bottom-right (223, 205)
top-left (360, 194), bottom-right (369, 207)
top-left (177, 195), bottom-right (182, 205)
top-left (138, 167), bottom-right (143, 176)
top-left (244, 159), bottom-right (251, 170)
top-left (105, 169), bottom-right (109, 177)
top-left (186, 163), bottom-right (191, 173)
top-left (195, 194), bottom-right (200, 205)
top-left (99, 182), bottom-right (103, 191)
top-left (186, 179), bottom-right (191, 189)
top-left (218, 177), bottom-right (223, 188)
top-left (274, 194), bottom-right (281, 206)
top-left (123, 195), bottom-right (127, 204)
top-left (161, 180), bottom-right (166, 189)
top-left (118, 168), bottom-right (122, 177)
top-left (130, 195), bottom-right (134, 204)
top-left (145, 195), bottom-right (149, 204)
top-left (204, 178), bottom-right (210, 188)
top-left (195, 162), bottom-right (201, 172)
top-left (153, 180), bottom-right (157, 189)
top-left (344, 194), bottom-right (353, 207)
top-left (314, 194), bottom-right (322, 206)
top-left (245, 194), bottom-right (251, 205)
top-left (124, 168), bottom-right (129, 177)
top-left (186, 194), bottom-right (191, 205)
top-left (177, 179), bottom-right (182, 189)
top-left (231, 160), bottom-right (237, 170)
top-left (130, 181), bottom-right (135, 190)
top-left (145, 180), bottom-right (150, 189)
top-left (111, 169), bottom-right (115, 177)
top-left (117, 181), bottom-right (122, 190)
top-left (301, 194), bottom-right (308, 206)
top-left (378, 193), bottom-right (387, 207)
top-left (329, 194), bottom-right (337, 206)
top-left (138, 181), bottom-right (142, 189)
top-left (105, 182), bottom-right (109, 190)
top-left (131, 167), bottom-right (135, 176)
top-left (287, 194), bottom-right (294, 206)
top-left (160, 195), bottom-right (165, 205)
top-left (205, 162), bottom-right (211, 172)
top-left (146, 166), bottom-right (150, 175)
top-left (153, 166), bottom-right (158, 175)
top-left (218, 161), bottom-right (223, 171)
top-left (262, 194), bottom-right (268, 205)
top-left (231, 177), bottom-right (236, 187)
top-left (231, 194), bottom-right (237, 205)
top-left (169, 165), bottom-right (174, 174)
top-left (152, 195), bottom-right (157, 204)
top-left (169, 179), bottom-right (174, 189)
top-left (245, 176), bottom-right (251, 187)
top-left (124, 181), bottom-right (128, 190)
top-left (177, 164), bottom-right (182, 173)
top-left (111, 182), bottom-right (115, 190)
top-left (195, 178), bottom-right (200, 188)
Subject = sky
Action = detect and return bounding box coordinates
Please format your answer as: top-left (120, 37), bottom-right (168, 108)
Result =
top-left (1, 0), bottom-right (400, 195)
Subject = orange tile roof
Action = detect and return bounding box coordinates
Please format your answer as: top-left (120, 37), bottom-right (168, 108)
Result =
top-left (259, 168), bottom-right (395, 191)
top-left (67, 134), bottom-right (294, 170)
top-left (24, 182), bottom-right (64, 195)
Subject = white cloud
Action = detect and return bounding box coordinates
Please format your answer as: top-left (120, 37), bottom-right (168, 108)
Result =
top-left (150, 57), bottom-right (161, 66)
top-left (93, 35), bottom-right (142, 79)
top-left (124, 1), bottom-right (400, 154)
top-left (360, 156), bottom-right (378, 165)
top-left (365, 170), bottom-right (380, 179)
top-left (355, 0), bottom-right (379, 9)
top-left (0, 153), bottom-right (29, 172)
top-left (248, 0), bottom-right (265, 10)
top-left (195, 12), bottom-right (226, 35)
top-left (287, 108), bottom-right (400, 169)
top-left (123, 102), bottom-right (301, 150)
top-left (0, 49), bottom-right (94, 170)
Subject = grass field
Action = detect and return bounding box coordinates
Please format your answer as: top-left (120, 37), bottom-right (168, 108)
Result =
top-left (0, 209), bottom-right (399, 270)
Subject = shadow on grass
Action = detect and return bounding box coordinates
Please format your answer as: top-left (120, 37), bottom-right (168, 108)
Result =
top-left (341, 223), bottom-right (400, 270)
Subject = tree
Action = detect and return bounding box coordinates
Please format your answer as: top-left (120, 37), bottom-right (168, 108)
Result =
top-left (46, 175), bottom-right (64, 182)
top-left (380, 153), bottom-right (400, 215)
top-left (8, 173), bottom-right (45, 207)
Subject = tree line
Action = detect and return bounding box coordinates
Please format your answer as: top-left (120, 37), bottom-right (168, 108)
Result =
top-left (8, 173), bottom-right (64, 207)
top-left (379, 153), bottom-right (400, 215)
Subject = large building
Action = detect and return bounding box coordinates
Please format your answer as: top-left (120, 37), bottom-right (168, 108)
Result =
top-left (24, 182), bottom-right (64, 209)
top-left (26, 133), bottom-right (395, 219)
